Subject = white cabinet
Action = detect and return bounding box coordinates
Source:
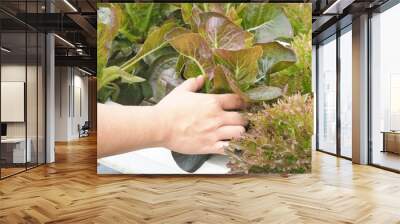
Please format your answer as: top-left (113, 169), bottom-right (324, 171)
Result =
top-left (1, 138), bottom-right (32, 163)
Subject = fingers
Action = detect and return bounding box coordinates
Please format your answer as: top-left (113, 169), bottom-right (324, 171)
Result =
top-left (220, 112), bottom-right (248, 126)
top-left (176, 75), bottom-right (204, 92)
top-left (208, 141), bottom-right (230, 155)
top-left (216, 125), bottom-right (245, 141)
top-left (203, 126), bottom-right (245, 155)
top-left (215, 94), bottom-right (246, 110)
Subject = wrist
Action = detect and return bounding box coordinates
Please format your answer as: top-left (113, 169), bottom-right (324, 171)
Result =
top-left (151, 104), bottom-right (171, 148)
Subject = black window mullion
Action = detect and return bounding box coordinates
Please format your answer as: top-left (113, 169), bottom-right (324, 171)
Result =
top-left (336, 27), bottom-right (341, 157)
top-left (316, 45), bottom-right (320, 151)
top-left (36, 0), bottom-right (39, 168)
top-left (367, 11), bottom-right (373, 165)
top-left (25, 0), bottom-right (28, 171)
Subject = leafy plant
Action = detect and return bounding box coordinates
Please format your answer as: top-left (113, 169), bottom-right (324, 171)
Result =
top-left (97, 3), bottom-right (312, 174)
top-left (164, 5), bottom-right (297, 102)
top-left (270, 4), bottom-right (313, 95)
top-left (97, 3), bottom-right (298, 104)
top-left (97, 3), bottom-right (182, 105)
top-left (226, 94), bottom-right (313, 174)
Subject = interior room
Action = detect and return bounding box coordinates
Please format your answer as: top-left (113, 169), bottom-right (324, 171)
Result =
top-left (0, 9), bottom-right (46, 178)
top-left (0, 0), bottom-right (400, 223)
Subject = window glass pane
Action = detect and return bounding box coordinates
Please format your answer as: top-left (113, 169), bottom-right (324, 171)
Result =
top-left (340, 28), bottom-right (352, 158)
top-left (38, 32), bottom-right (45, 165)
top-left (0, 0), bottom-right (46, 179)
top-left (318, 36), bottom-right (337, 154)
top-left (371, 4), bottom-right (400, 171)
top-left (27, 31), bottom-right (38, 169)
top-left (1, 30), bottom-right (27, 177)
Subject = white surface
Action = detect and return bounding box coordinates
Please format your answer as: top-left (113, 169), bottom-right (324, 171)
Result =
top-left (1, 137), bottom-right (31, 163)
top-left (98, 147), bottom-right (230, 174)
top-left (1, 82), bottom-right (25, 122)
top-left (55, 67), bottom-right (89, 141)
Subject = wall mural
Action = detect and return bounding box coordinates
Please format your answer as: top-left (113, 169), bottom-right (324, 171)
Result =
top-left (97, 3), bottom-right (313, 174)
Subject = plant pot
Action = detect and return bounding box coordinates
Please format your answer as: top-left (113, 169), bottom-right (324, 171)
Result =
top-left (171, 152), bottom-right (211, 173)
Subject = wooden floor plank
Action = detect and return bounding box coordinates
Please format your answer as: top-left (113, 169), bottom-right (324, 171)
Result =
top-left (0, 135), bottom-right (400, 223)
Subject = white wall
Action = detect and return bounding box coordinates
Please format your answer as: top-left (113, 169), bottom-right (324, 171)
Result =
top-left (55, 66), bottom-right (70, 141)
top-left (54, 66), bottom-right (89, 141)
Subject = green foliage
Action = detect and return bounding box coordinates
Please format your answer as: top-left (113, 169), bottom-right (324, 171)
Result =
top-left (97, 3), bottom-right (312, 174)
top-left (166, 5), bottom-right (296, 102)
top-left (269, 4), bottom-right (312, 95)
top-left (227, 94), bottom-right (313, 174)
top-left (270, 31), bottom-right (312, 94)
top-left (97, 3), bottom-right (300, 104)
top-left (97, 3), bottom-right (182, 105)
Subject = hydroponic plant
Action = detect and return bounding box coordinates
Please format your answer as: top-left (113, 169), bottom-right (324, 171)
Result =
top-left (97, 3), bottom-right (312, 174)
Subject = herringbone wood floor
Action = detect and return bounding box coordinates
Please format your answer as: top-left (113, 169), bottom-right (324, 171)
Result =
top-left (1, 135), bottom-right (400, 224)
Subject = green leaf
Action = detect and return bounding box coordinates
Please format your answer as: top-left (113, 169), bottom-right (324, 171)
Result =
top-left (98, 66), bottom-right (144, 91)
top-left (124, 3), bottom-right (155, 37)
top-left (181, 3), bottom-right (193, 25)
top-left (114, 82), bottom-right (144, 106)
top-left (239, 4), bottom-right (281, 30)
top-left (218, 65), bottom-right (250, 101)
top-left (107, 35), bottom-right (137, 66)
top-left (183, 60), bottom-right (202, 79)
top-left (143, 46), bottom-right (177, 67)
top-left (175, 55), bottom-right (186, 78)
top-left (97, 5), bottom-right (124, 80)
top-left (123, 3), bottom-right (179, 41)
top-left (180, 4), bottom-right (202, 30)
top-left (108, 83), bottom-right (120, 101)
top-left (120, 73), bottom-right (146, 84)
top-left (167, 33), bottom-right (214, 78)
top-left (164, 27), bottom-right (191, 40)
top-left (97, 66), bottom-right (119, 91)
top-left (226, 6), bottom-right (243, 26)
top-left (173, 54), bottom-right (203, 80)
top-left (249, 9), bottom-right (293, 44)
top-left (147, 54), bottom-right (181, 102)
top-left (211, 65), bottom-right (231, 94)
top-left (121, 21), bottom-right (177, 73)
top-left (258, 41), bottom-right (296, 75)
top-left (97, 22), bottom-right (109, 78)
top-left (191, 6), bottom-right (202, 31)
top-left (214, 46), bottom-right (263, 89)
top-left (140, 82), bottom-right (153, 100)
top-left (97, 84), bottom-right (114, 103)
top-left (198, 12), bottom-right (250, 50)
top-left (245, 86), bottom-right (282, 101)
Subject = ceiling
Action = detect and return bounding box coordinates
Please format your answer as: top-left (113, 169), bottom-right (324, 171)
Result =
top-left (312, 0), bottom-right (391, 43)
top-left (1, 0), bottom-right (397, 73)
top-left (0, 0), bottom-right (96, 74)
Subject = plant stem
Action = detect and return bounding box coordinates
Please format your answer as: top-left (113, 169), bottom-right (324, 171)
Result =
top-left (121, 43), bottom-right (167, 72)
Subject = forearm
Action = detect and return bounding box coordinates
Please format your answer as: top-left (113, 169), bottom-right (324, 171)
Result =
top-left (97, 103), bottom-right (167, 158)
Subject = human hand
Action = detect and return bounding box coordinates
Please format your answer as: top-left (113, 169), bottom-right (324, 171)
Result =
top-left (155, 76), bottom-right (247, 155)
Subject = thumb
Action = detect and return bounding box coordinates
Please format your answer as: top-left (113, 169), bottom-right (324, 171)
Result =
top-left (176, 75), bottom-right (204, 92)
